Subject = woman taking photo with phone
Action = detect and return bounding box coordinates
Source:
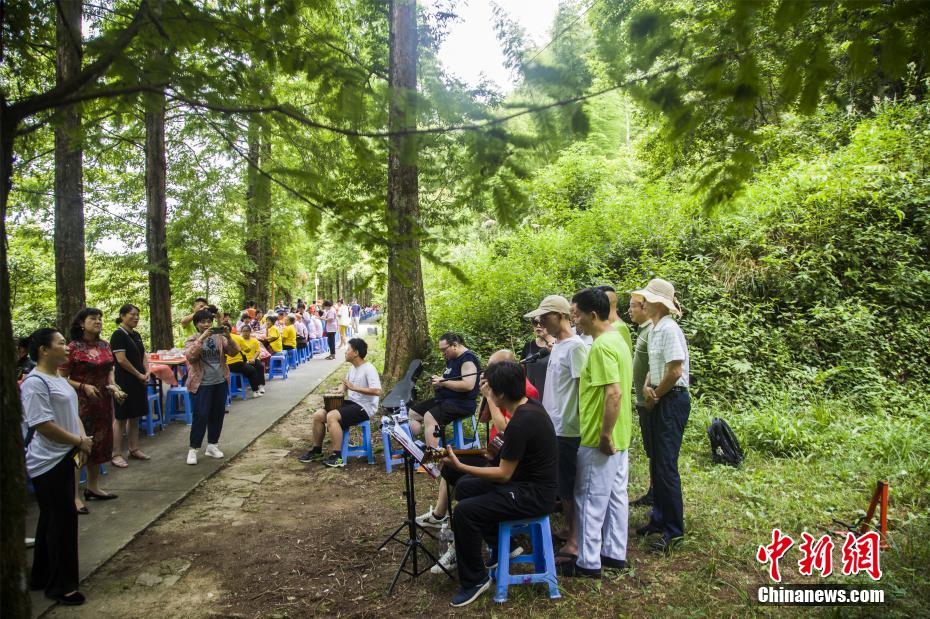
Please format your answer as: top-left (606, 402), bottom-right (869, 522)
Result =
top-left (22, 328), bottom-right (93, 605)
top-left (183, 309), bottom-right (240, 465)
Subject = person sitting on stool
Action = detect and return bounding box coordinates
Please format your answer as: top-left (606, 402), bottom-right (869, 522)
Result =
top-left (409, 332), bottom-right (481, 450)
top-left (298, 338), bottom-right (381, 467)
top-left (441, 360), bottom-right (558, 608)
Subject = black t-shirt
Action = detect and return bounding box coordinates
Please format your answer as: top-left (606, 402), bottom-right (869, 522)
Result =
top-left (521, 340), bottom-right (549, 401)
top-left (499, 398), bottom-right (558, 490)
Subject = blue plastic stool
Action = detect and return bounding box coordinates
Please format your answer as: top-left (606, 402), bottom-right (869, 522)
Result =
top-left (311, 338), bottom-right (324, 356)
top-left (268, 353), bottom-right (288, 380)
top-left (449, 416), bottom-right (481, 450)
top-left (145, 386), bottom-right (164, 436)
top-left (346, 326), bottom-right (354, 338)
top-left (341, 419), bottom-right (375, 464)
top-left (229, 373), bottom-right (247, 400)
top-left (382, 421), bottom-right (413, 473)
top-left (490, 515), bottom-right (560, 603)
top-left (165, 386), bottom-right (194, 425)
top-left (286, 348), bottom-right (300, 369)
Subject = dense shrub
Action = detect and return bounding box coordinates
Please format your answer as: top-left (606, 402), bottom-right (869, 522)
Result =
top-left (425, 101), bottom-right (930, 407)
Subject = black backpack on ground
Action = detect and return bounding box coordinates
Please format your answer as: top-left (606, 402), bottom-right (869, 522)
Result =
top-left (707, 417), bottom-right (744, 467)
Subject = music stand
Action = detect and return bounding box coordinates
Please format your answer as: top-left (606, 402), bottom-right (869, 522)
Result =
top-left (378, 420), bottom-right (454, 594)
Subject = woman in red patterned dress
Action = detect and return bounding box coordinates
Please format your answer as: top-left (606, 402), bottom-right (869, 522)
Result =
top-left (61, 307), bottom-right (122, 512)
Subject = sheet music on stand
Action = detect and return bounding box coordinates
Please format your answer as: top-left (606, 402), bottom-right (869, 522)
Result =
top-left (383, 415), bottom-right (440, 479)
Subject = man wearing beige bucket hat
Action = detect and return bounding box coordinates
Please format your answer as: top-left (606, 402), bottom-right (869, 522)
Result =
top-left (629, 278), bottom-right (690, 554)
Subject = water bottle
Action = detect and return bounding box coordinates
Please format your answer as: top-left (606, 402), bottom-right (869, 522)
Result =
top-left (438, 522), bottom-right (453, 554)
top-left (398, 399), bottom-right (409, 422)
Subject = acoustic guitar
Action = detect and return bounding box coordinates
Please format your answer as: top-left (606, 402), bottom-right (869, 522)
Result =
top-left (420, 435), bottom-right (503, 464)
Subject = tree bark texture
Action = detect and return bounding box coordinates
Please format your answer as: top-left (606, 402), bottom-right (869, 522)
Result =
top-left (145, 86), bottom-right (172, 349)
top-left (384, 0), bottom-right (429, 383)
top-left (244, 119), bottom-right (272, 309)
top-left (54, 0), bottom-right (87, 333)
top-left (0, 108), bottom-right (31, 618)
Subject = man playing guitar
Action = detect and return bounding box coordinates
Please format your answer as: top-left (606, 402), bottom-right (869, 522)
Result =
top-left (441, 361), bottom-right (557, 607)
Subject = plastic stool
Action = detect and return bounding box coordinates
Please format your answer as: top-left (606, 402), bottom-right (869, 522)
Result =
top-left (490, 515), bottom-right (560, 603)
top-left (165, 386), bottom-right (194, 425)
top-left (341, 419), bottom-right (375, 464)
top-left (382, 421), bottom-right (413, 473)
top-left (286, 348), bottom-right (299, 369)
top-left (145, 386), bottom-right (164, 436)
top-left (268, 353), bottom-right (288, 380)
top-left (449, 416), bottom-right (481, 450)
top-left (311, 338), bottom-right (324, 356)
top-left (229, 373), bottom-right (247, 400)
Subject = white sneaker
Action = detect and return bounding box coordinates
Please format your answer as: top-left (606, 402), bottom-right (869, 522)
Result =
top-left (205, 444), bottom-right (224, 458)
top-left (415, 505), bottom-right (448, 528)
top-left (431, 544), bottom-right (457, 574)
top-left (186, 449), bottom-right (197, 465)
top-left (252, 391), bottom-right (262, 399)
top-left (258, 387), bottom-right (266, 394)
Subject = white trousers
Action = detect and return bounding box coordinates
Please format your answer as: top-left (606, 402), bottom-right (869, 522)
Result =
top-left (574, 446), bottom-right (629, 569)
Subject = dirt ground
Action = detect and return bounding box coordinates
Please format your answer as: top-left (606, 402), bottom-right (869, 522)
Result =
top-left (45, 366), bottom-right (762, 619)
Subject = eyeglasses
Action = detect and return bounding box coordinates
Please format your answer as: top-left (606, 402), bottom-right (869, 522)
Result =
top-left (532, 320), bottom-right (543, 327)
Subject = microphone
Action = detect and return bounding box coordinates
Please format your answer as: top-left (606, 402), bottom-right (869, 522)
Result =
top-left (520, 348), bottom-right (550, 364)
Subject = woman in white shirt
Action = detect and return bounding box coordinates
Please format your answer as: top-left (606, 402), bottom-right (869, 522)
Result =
top-left (22, 328), bottom-right (93, 606)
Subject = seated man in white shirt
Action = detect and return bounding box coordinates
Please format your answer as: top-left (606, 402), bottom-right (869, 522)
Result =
top-left (298, 338), bottom-right (382, 468)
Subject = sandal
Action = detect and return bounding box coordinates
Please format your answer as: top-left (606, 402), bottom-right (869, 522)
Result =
top-left (128, 449), bottom-right (150, 461)
top-left (110, 455), bottom-right (129, 468)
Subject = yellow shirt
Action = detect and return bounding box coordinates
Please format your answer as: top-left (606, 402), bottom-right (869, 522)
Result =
top-left (267, 325), bottom-right (282, 352)
top-left (282, 324), bottom-right (297, 348)
top-left (226, 334), bottom-right (248, 365)
top-left (236, 336), bottom-right (261, 363)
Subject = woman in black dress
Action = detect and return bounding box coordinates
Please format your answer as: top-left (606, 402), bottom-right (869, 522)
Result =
top-left (109, 304), bottom-right (150, 467)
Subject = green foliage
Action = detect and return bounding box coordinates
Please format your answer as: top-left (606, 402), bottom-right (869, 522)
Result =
top-left (426, 100), bottom-right (930, 408)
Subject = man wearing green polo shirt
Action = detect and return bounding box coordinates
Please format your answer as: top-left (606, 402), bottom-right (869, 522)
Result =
top-left (558, 287), bottom-right (633, 579)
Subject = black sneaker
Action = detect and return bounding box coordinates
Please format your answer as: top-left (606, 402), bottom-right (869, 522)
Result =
top-left (601, 555), bottom-right (628, 570)
top-left (450, 576), bottom-right (490, 607)
top-left (297, 449), bottom-right (322, 463)
top-left (636, 522), bottom-right (662, 537)
top-left (323, 453), bottom-right (345, 468)
top-left (649, 536), bottom-right (684, 555)
top-left (556, 561), bottom-right (601, 579)
top-left (631, 491), bottom-right (654, 507)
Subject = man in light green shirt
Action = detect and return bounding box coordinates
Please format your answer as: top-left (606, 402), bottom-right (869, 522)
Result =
top-left (558, 287), bottom-right (632, 579)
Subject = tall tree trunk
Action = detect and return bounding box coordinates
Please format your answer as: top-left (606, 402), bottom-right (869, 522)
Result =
top-left (0, 108), bottom-right (30, 617)
top-left (54, 0), bottom-right (86, 333)
top-left (244, 120), bottom-right (273, 309)
top-left (145, 86), bottom-right (172, 349)
top-left (384, 0), bottom-right (429, 383)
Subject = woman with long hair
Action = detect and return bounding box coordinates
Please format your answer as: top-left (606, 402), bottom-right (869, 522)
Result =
top-left (61, 307), bottom-right (123, 511)
top-left (22, 328), bottom-right (93, 605)
top-left (110, 304), bottom-right (150, 467)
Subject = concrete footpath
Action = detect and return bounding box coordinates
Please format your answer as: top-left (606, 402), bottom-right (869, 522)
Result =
top-left (26, 350), bottom-right (346, 618)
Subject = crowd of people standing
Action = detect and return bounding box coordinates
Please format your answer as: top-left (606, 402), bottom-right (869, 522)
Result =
top-left (16, 295), bottom-right (375, 606)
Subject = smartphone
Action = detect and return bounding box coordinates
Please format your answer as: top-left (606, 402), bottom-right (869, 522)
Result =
top-left (210, 326), bottom-right (225, 334)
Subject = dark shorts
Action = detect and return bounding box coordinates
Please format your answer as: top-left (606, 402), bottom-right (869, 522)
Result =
top-left (557, 436), bottom-right (581, 500)
top-left (336, 401), bottom-right (368, 430)
top-left (410, 397), bottom-right (475, 426)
